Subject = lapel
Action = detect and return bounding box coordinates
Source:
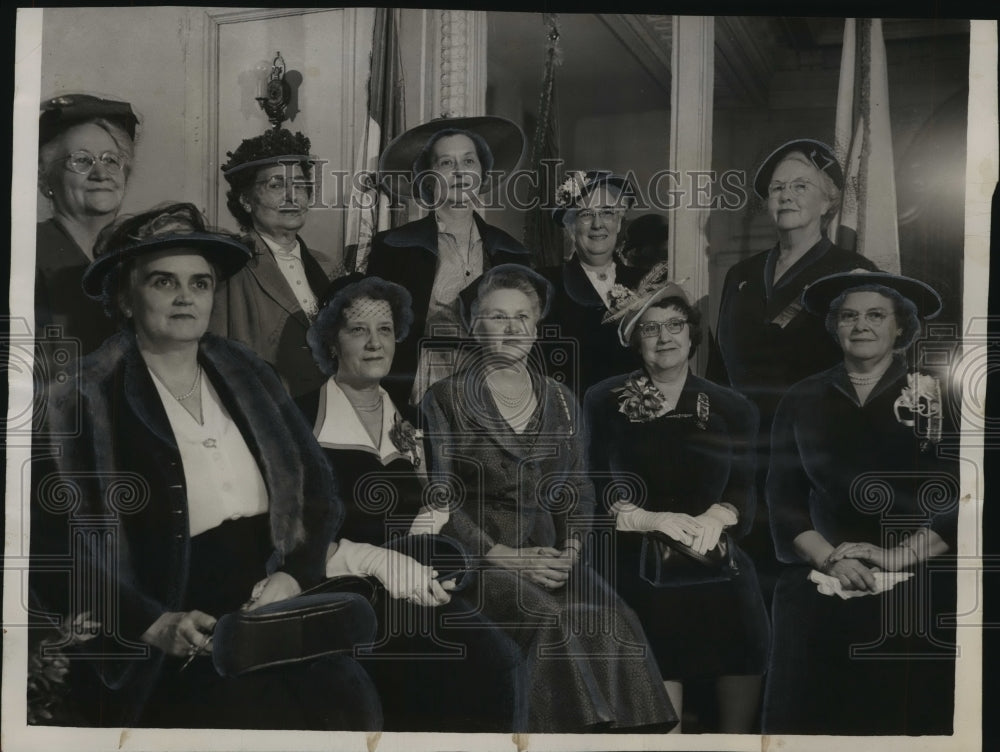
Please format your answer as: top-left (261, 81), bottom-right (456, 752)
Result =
top-left (828, 356), bottom-right (907, 407)
top-left (764, 237), bottom-right (833, 319)
top-left (473, 212), bottom-right (530, 263)
top-left (120, 333), bottom-right (179, 450)
top-left (380, 213), bottom-right (439, 255)
top-left (312, 379), bottom-right (409, 465)
top-left (243, 233), bottom-right (312, 326)
top-left (299, 238), bottom-right (331, 297)
top-left (562, 255), bottom-right (608, 308)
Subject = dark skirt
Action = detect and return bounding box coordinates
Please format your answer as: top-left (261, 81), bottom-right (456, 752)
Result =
top-left (450, 561), bottom-right (678, 733)
top-left (139, 515), bottom-right (383, 730)
top-left (762, 565), bottom-right (956, 735)
top-left (614, 538), bottom-right (771, 679)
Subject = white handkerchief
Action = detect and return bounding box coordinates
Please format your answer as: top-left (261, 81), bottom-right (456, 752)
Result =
top-left (808, 569), bottom-right (914, 599)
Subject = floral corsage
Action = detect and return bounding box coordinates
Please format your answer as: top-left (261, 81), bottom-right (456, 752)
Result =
top-left (614, 374), bottom-right (667, 422)
top-left (554, 171), bottom-right (587, 208)
top-left (892, 371), bottom-right (943, 449)
top-left (606, 283), bottom-right (634, 314)
top-left (389, 412), bottom-right (424, 468)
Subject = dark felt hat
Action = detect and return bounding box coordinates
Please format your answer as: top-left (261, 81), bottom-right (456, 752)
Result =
top-left (39, 94), bottom-right (139, 147)
top-left (752, 139), bottom-right (844, 199)
top-left (551, 170), bottom-right (637, 226)
top-left (221, 129), bottom-right (315, 180)
top-left (801, 271), bottom-right (943, 319)
top-left (82, 202), bottom-right (252, 299)
top-left (377, 116), bottom-right (525, 200)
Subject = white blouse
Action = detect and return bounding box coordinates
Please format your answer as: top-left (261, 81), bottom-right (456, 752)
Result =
top-left (149, 367), bottom-right (269, 537)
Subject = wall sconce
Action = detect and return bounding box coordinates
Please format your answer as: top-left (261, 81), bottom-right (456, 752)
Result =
top-left (256, 51), bottom-right (291, 129)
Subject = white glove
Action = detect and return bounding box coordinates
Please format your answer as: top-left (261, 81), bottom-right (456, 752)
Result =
top-left (326, 538), bottom-right (451, 606)
top-left (614, 503), bottom-right (701, 547)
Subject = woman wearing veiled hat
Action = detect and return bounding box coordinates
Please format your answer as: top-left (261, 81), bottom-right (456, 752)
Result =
top-left (210, 129), bottom-right (334, 398)
top-left (763, 271), bottom-right (957, 734)
top-left (36, 93), bottom-right (140, 354)
top-left (365, 116), bottom-right (532, 414)
top-left (539, 170), bottom-right (645, 398)
top-left (584, 272), bottom-right (770, 732)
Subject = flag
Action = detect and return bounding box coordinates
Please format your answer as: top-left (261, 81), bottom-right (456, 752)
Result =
top-left (829, 18), bottom-right (900, 273)
top-left (523, 13), bottom-right (565, 267)
top-left (344, 8), bottom-right (406, 273)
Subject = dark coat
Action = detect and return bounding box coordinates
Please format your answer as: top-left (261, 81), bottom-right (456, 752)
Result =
top-left (366, 213), bottom-right (531, 411)
top-left (35, 218), bottom-right (116, 356)
top-left (538, 257), bottom-right (644, 398)
top-left (708, 237), bottom-right (878, 430)
top-left (30, 330), bottom-right (338, 725)
top-left (584, 370), bottom-right (770, 677)
top-left (209, 232), bottom-right (332, 398)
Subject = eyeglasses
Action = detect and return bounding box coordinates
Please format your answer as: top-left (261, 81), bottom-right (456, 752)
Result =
top-left (767, 179), bottom-right (816, 198)
top-left (636, 319), bottom-right (688, 338)
top-left (836, 309), bottom-right (894, 327)
top-left (255, 176), bottom-right (314, 193)
top-left (575, 208), bottom-right (622, 224)
top-left (58, 150), bottom-right (129, 175)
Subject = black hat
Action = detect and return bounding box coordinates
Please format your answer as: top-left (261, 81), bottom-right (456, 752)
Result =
top-left (801, 271), bottom-right (943, 319)
top-left (221, 129), bottom-right (314, 180)
top-left (39, 94), bottom-right (139, 147)
top-left (82, 202), bottom-right (251, 298)
top-left (378, 116), bottom-right (525, 200)
top-left (623, 213), bottom-right (670, 252)
top-left (551, 170), bottom-right (636, 226)
top-left (752, 139), bottom-right (843, 200)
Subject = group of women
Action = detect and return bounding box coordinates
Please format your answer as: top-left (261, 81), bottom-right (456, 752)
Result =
top-left (29, 93), bottom-right (957, 736)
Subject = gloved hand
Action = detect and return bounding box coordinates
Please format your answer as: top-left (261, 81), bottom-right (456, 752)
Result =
top-left (691, 504), bottom-right (737, 555)
top-left (326, 538), bottom-right (452, 607)
top-left (614, 503), bottom-right (701, 547)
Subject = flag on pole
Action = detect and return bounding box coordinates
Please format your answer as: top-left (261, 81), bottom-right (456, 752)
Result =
top-left (829, 18), bottom-right (900, 273)
top-left (344, 8), bottom-right (406, 273)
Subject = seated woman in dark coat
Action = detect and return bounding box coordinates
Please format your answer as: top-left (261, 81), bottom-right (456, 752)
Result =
top-left (584, 281), bottom-right (770, 733)
top-left (419, 264), bottom-right (677, 733)
top-left (299, 274), bottom-right (525, 732)
top-left (763, 271), bottom-right (958, 735)
top-left (366, 116), bottom-right (531, 412)
top-left (28, 203), bottom-right (382, 730)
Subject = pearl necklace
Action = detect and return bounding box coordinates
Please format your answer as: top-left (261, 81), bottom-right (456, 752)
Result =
top-left (174, 366), bottom-right (202, 401)
top-left (487, 374), bottom-right (531, 408)
top-left (847, 364), bottom-right (890, 386)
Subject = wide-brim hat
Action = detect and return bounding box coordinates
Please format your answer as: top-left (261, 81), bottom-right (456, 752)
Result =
top-left (801, 271), bottom-right (943, 319)
top-left (752, 139), bottom-right (844, 200)
top-left (377, 116), bottom-right (525, 200)
top-left (40, 93), bottom-right (139, 147)
top-left (82, 203), bottom-right (252, 298)
top-left (551, 170), bottom-right (637, 226)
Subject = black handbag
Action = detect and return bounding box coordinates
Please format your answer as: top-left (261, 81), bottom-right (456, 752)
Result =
top-left (639, 530), bottom-right (740, 588)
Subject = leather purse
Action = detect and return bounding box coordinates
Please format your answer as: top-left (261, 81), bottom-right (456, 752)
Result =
top-left (639, 530), bottom-right (740, 588)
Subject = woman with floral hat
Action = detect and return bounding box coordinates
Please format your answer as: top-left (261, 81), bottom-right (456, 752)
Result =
top-left (763, 271), bottom-right (957, 734)
top-left (584, 274), bottom-right (770, 732)
top-left (539, 170), bottom-right (645, 398)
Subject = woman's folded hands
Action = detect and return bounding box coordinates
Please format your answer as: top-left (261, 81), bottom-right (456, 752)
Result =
top-left (486, 544), bottom-right (577, 589)
top-left (690, 504), bottom-right (739, 555)
top-left (327, 538), bottom-right (453, 606)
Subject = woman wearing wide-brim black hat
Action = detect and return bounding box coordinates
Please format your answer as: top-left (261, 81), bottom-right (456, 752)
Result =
top-left (763, 270), bottom-right (957, 734)
top-left (365, 116), bottom-right (532, 416)
top-left (29, 202), bottom-right (383, 730)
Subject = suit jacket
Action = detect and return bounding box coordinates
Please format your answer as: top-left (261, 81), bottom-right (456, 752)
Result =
top-left (538, 257), bottom-right (644, 398)
top-left (30, 330), bottom-right (339, 724)
top-left (366, 213), bottom-right (531, 411)
top-left (707, 237), bottom-right (878, 430)
top-left (209, 232), bottom-right (332, 398)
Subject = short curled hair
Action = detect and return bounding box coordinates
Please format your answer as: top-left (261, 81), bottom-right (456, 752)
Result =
top-left (412, 128), bottom-right (495, 205)
top-left (469, 264), bottom-right (552, 327)
top-left (307, 276), bottom-right (415, 377)
top-left (768, 150), bottom-right (842, 230)
top-left (824, 283), bottom-right (921, 350)
top-left (629, 296), bottom-right (703, 358)
top-left (221, 129), bottom-right (313, 229)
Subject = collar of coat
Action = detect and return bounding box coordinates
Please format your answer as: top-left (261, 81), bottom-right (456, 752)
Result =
top-left (378, 212), bottom-right (530, 260)
top-left (76, 329), bottom-right (322, 554)
top-left (559, 255), bottom-right (644, 308)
